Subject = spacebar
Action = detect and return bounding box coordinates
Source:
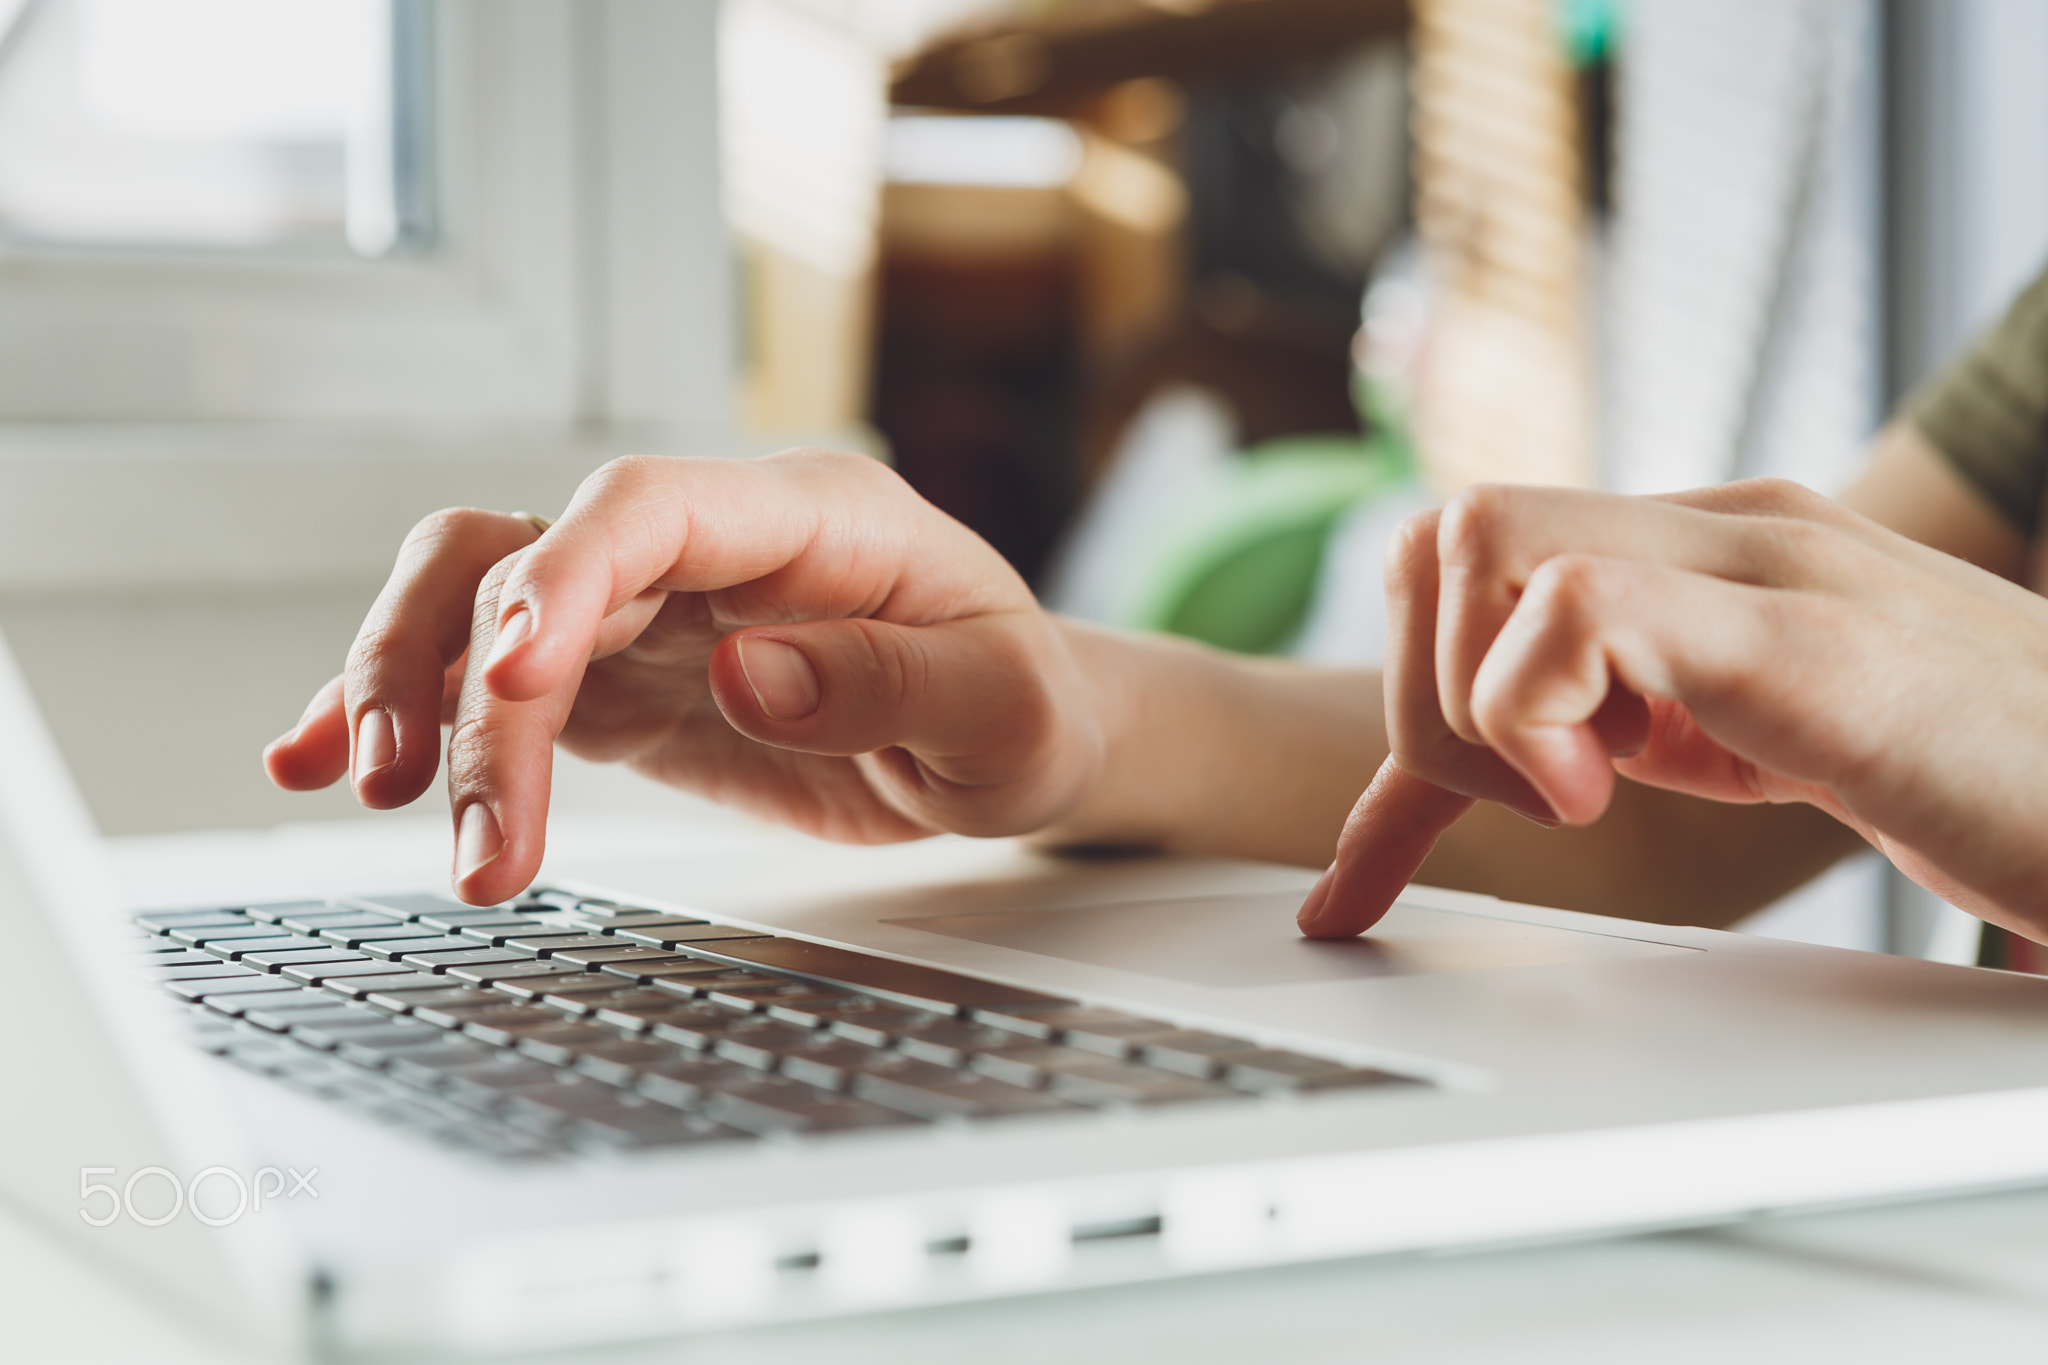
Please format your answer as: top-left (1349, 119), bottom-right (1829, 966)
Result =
top-left (690, 938), bottom-right (1070, 1015)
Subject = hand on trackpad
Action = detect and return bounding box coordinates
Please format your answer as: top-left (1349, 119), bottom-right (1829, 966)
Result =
top-left (891, 894), bottom-right (1694, 989)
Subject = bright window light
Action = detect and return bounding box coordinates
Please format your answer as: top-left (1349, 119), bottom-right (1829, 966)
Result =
top-left (0, 0), bottom-right (427, 255)
top-left (884, 114), bottom-right (1084, 189)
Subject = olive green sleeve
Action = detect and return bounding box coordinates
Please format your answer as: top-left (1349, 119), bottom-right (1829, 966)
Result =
top-left (1903, 266), bottom-right (2048, 539)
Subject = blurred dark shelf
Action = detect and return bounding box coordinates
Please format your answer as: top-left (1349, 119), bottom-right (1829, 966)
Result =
top-left (892, 0), bottom-right (1411, 114)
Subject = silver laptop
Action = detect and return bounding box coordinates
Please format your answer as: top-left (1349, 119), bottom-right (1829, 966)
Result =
top-left (11, 627), bottom-right (2048, 1358)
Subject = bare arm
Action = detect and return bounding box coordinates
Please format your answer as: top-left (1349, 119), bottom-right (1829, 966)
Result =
top-left (1047, 421), bottom-right (2023, 929)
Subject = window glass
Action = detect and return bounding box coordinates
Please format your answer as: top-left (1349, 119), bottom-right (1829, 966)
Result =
top-left (0, 0), bottom-right (431, 256)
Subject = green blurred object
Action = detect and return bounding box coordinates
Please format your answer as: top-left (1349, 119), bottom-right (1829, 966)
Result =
top-left (1128, 432), bottom-right (1411, 655)
top-left (1557, 0), bottom-right (1622, 67)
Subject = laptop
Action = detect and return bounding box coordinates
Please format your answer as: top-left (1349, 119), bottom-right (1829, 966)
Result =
top-left (11, 628), bottom-right (2048, 1359)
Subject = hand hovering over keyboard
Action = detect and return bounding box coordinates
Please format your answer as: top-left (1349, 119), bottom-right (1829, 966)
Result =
top-left (263, 451), bottom-right (1114, 904)
top-left (1294, 477), bottom-right (2048, 943)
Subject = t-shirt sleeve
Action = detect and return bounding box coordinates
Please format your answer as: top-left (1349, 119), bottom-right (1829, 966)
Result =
top-left (1903, 266), bottom-right (2048, 539)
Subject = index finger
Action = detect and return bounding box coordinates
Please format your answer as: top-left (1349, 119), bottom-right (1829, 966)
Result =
top-left (1296, 756), bottom-right (1475, 938)
top-left (479, 450), bottom-right (1029, 705)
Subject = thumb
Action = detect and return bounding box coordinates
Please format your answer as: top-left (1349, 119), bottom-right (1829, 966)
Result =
top-left (1297, 756), bottom-right (1475, 939)
top-left (709, 613), bottom-right (1093, 823)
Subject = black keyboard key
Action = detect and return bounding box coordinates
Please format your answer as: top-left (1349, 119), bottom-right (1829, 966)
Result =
top-left (1057, 1016), bottom-right (1180, 1060)
top-left (381, 1040), bottom-right (506, 1087)
top-left (825, 1004), bottom-right (951, 1048)
top-left (194, 985), bottom-right (331, 1017)
top-left (278, 910), bottom-right (405, 934)
top-left (289, 1010), bottom-right (409, 1049)
top-left (335, 1024), bottom-right (455, 1067)
top-left (322, 971), bottom-right (467, 999)
top-left (241, 994), bottom-right (371, 1030)
top-left (127, 941), bottom-right (214, 959)
top-left (204, 935), bottom-right (314, 960)
top-left (138, 949), bottom-right (241, 969)
top-left (278, 959), bottom-right (392, 985)
top-left (316, 923), bottom-right (446, 950)
top-left (410, 997), bottom-right (538, 1030)
top-left (709, 1019), bottom-right (818, 1071)
top-left (611, 922), bottom-right (774, 948)
top-left (546, 944), bottom-right (695, 970)
top-left (458, 1007), bottom-right (578, 1047)
top-left (171, 922), bottom-right (294, 946)
top-left (347, 893), bottom-right (512, 922)
top-left (894, 1021), bottom-right (1045, 1069)
top-left (687, 938), bottom-right (1072, 1015)
top-left (648, 1003), bottom-right (754, 1050)
top-left (498, 1075), bottom-right (639, 1133)
top-left (622, 958), bottom-right (754, 987)
top-left (579, 911), bottom-right (713, 931)
top-left (706, 1081), bottom-right (920, 1135)
top-left (142, 961), bottom-right (261, 983)
top-left (777, 1038), bottom-right (886, 1091)
top-left (647, 969), bottom-right (787, 1001)
top-left (514, 1024), bottom-right (625, 1067)
top-left (392, 946), bottom-right (529, 972)
top-left (1137, 1031), bottom-right (1263, 1079)
top-left (967, 1045), bottom-right (1104, 1090)
top-left (1221, 1053), bottom-right (1421, 1095)
top-left (592, 997), bottom-right (720, 1032)
top-left (571, 1038), bottom-right (695, 1087)
top-left (501, 933), bottom-right (617, 956)
top-left (168, 975), bottom-right (304, 1002)
top-left (135, 910), bottom-right (247, 932)
top-left (434, 1056), bottom-right (564, 1110)
top-left (545, 986), bottom-right (678, 1018)
top-left (444, 960), bottom-right (586, 985)
top-left (566, 1105), bottom-right (747, 1152)
top-left (240, 901), bottom-right (334, 924)
top-left (705, 982), bottom-right (855, 1012)
top-left (417, 910), bottom-right (541, 933)
top-left (635, 1057), bottom-right (767, 1110)
top-left (236, 947), bottom-right (365, 972)
top-left (1047, 1059), bottom-right (1239, 1107)
top-left (852, 1058), bottom-right (1085, 1120)
top-left (363, 984), bottom-right (507, 1015)
top-left (492, 971), bottom-right (628, 1001)
top-left (356, 934), bottom-right (477, 961)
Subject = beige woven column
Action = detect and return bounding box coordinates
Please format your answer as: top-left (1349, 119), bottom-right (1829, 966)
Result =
top-left (1411, 0), bottom-right (1592, 492)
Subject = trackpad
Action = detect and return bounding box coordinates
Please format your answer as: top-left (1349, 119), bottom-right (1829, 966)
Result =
top-left (892, 894), bottom-right (1697, 988)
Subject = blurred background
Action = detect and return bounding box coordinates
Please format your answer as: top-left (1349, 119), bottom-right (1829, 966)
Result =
top-left (0, 0), bottom-right (2039, 960)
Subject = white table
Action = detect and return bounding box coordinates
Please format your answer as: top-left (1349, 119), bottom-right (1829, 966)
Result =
top-left (9, 815), bottom-right (2048, 1364)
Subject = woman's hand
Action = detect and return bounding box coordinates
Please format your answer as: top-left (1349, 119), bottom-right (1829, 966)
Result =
top-left (1297, 478), bottom-right (2048, 943)
top-left (263, 450), bottom-right (1108, 904)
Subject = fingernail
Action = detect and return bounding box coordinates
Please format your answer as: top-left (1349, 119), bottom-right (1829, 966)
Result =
top-left (485, 605), bottom-right (534, 672)
top-left (736, 637), bottom-right (820, 721)
top-left (454, 802), bottom-right (504, 883)
top-left (1296, 862), bottom-right (1338, 933)
top-left (354, 707), bottom-right (396, 783)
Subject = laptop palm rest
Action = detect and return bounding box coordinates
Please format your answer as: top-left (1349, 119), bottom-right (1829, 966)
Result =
top-left (891, 895), bottom-right (1698, 988)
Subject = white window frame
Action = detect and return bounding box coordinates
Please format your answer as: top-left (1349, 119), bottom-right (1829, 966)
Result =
top-left (0, 0), bottom-right (736, 589)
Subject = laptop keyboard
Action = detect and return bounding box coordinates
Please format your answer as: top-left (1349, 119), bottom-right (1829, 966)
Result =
top-left (127, 890), bottom-right (1422, 1159)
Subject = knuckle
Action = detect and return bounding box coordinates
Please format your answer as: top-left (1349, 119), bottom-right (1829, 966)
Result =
top-left (1518, 555), bottom-right (1610, 628)
top-left (1742, 476), bottom-right (1814, 511)
top-left (1383, 509), bottom-right (1441, 584)
top-left (403, 506), bottom-right (490, 554)
top-left (442, 712), bottom-right (502, 778)
top-left (1437, 484), bottom-right (1516, 572)
top-left (594, 452), bottom-right (670, 487)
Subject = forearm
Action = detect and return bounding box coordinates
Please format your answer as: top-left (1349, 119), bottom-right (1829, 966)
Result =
top-left (1038, 619), bottom-right (1381, 866)
top-left (1041, 617), bottom-right (1866, 928)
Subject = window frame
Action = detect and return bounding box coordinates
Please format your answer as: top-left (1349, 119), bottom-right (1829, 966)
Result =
top-left (0, 0), bottom-right (735, 590)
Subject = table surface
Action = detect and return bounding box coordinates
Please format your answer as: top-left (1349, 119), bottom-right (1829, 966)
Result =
top-left (9, 814), bottom-right (2048, 1365)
